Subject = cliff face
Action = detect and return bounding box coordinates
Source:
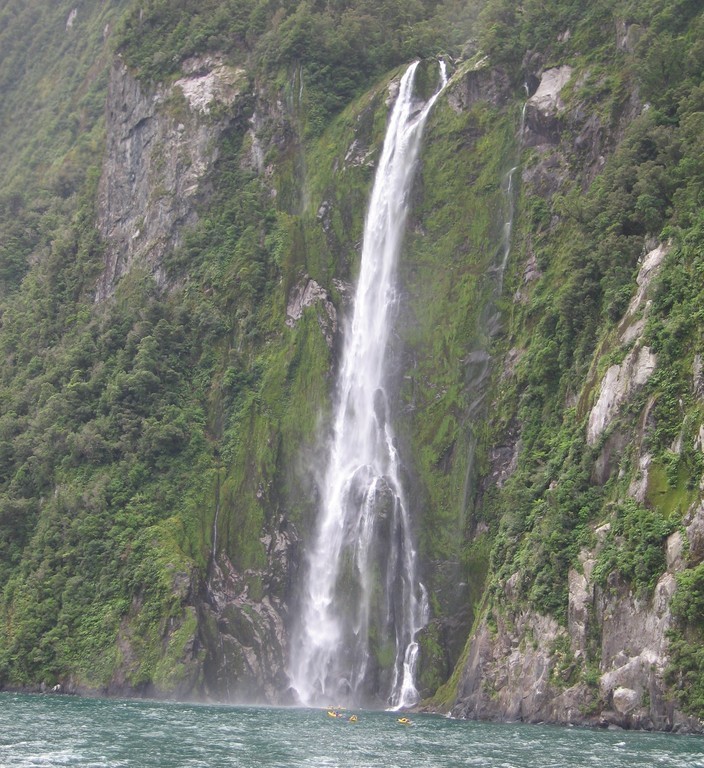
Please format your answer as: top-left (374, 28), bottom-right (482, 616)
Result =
top-left (91, 55), bottom-right (305, 702)
top-left (452, 502), bottom-right (704, 732)
top-left (96, 57), bottom-right (249, 299)
top-left (444, 19), bottom-right (704, 728)
top-left (196, 517), bottom-right (298, 702)
top-left (2, 1), bottom-right (704, 727)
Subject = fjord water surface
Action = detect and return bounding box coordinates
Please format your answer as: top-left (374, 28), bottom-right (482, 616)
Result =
top-left (1, 693), bottom-right (703, 768)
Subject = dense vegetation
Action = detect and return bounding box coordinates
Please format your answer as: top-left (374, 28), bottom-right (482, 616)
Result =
top-left (0, 0), bottom-right (485, 692)
top-left (1, 0), bottom-right (704, 720)
top-left (0, 1), bottom-right (132, 292)
top-left (114, 0), bottom-right (482, 134)
top-left (463, 0), bottom-right (704, 712)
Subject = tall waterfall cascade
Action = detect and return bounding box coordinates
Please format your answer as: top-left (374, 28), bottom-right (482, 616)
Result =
top-left (289, 60), bottom-right (447, 709)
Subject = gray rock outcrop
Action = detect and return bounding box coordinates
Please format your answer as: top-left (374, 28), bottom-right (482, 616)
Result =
top-left (451, 532), bottom-right (701, 730)
top-left (96, 58), bottom-right (248, 300)
top-left (198, 515), bottom-right (297, 703)
top-left (587, 242), bottom-right (667, 446)
top-left (587, 345), bottom-right (657, 446)
top-left (286, 276), bottom-right (338, 348)
top-left (523, 65), bottom-right (572, 147)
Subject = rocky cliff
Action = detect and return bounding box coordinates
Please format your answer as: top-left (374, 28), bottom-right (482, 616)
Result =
top-left (1, 0), bottom-right (704, 728)
top-left (451, 499), bottom-right (704, 732)
top-left (96, 57), bottom-right (248, 299)
top-left (443, 12), bottom-right (704, 729)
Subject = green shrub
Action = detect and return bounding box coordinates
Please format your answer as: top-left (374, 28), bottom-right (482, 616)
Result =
top-left (592, 499), bottom-right (676, 597)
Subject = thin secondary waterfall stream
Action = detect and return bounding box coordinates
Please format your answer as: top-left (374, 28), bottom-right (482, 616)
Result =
top-left (290, 60), bottom-right (447, 709)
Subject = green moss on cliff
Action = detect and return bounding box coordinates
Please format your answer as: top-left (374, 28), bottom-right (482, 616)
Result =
top-left (401, 95), bottom-right (517, 559)
top-left (666, 562), bottom-right (704, 716)
top-left (3, 0), bottom-right (704, 716)
top-left (445, 0), bottom-right (704, 721)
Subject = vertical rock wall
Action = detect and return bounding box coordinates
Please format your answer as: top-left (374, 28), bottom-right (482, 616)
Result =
top-left (449, 56), bottom-right (704, 731)
top-left (96, 58), bottom-right (248, 299)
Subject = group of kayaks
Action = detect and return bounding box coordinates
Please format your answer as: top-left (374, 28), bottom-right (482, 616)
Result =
top-left (325, 708), bottom-right (413, 725)
top-left (326, 710), bottom-right (358, 722)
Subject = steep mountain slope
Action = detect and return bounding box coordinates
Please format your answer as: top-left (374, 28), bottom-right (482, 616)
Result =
top-left (0, 0), bottom-right (131, 291)
top-left (437, 0), bottom-right (704, 729)
top-left (0, 0), bottom-right (703, 729)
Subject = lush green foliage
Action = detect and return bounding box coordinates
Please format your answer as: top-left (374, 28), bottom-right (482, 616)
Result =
top-left (2, 0), bottom-right (704, 715)
top-left (472, 0), bottom-right (704, 652)
top-left (591, 499), bottom-right (676, 596)
top-left (0, 0), bottom-right (131, 293)
top-left (0, 169), bottom-right (220, 684)
top-left (114, 0), bottom-right (482, 133)
top-left (666, 563), bottom-right (704, 716)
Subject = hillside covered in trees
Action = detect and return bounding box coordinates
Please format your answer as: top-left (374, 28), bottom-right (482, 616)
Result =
top-left (1, 0), bottom-right (704, 729)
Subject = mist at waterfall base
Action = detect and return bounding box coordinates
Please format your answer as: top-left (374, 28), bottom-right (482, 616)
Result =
top-left (3, 694), bottom-right (703, 768)
top-left (288, 60), bottom-right (447, 710)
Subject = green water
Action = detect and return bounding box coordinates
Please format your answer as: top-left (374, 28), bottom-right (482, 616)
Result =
top-left (0, 693), bottom-right (702, 767)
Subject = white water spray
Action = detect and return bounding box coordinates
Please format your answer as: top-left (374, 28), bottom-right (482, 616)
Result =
top-left (289, 61), bottom-right (447, 709)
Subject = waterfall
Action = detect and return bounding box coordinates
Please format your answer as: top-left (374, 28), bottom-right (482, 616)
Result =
top-left (500, 166), bottom-right (518, 288)
top-left (289, 60), bottom-right (447, 710)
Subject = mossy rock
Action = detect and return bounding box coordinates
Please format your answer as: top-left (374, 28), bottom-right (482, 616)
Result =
top-left (417, 620), bottom-right (450, 697)
top-left (413, 59), bottom-right (445, 101)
